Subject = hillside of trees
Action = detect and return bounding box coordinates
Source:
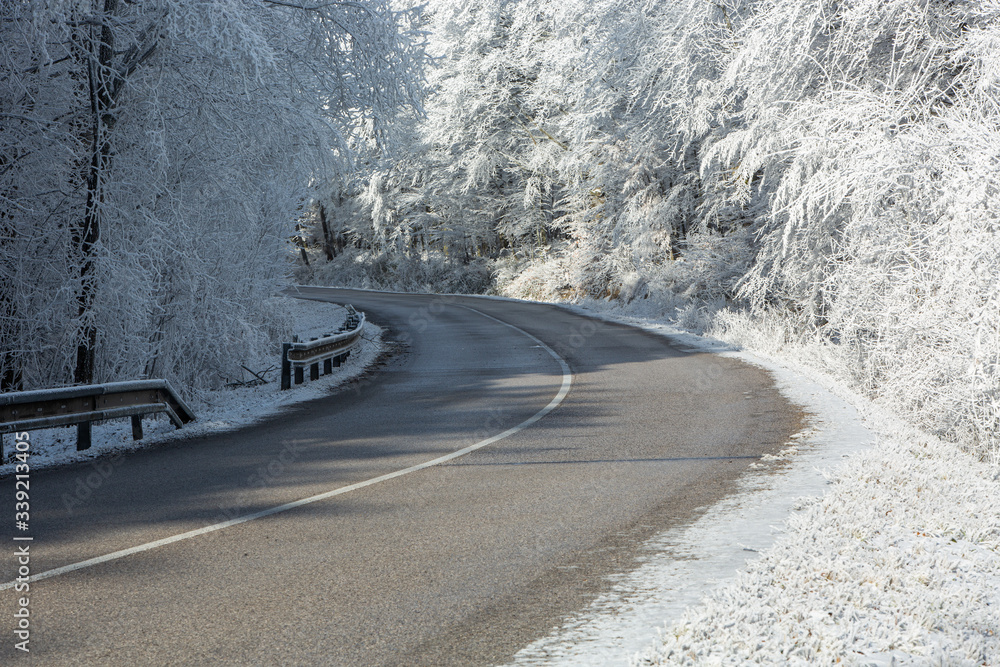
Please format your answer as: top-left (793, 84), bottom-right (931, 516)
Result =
top-left (300, 0), bottom-right (1000, 459)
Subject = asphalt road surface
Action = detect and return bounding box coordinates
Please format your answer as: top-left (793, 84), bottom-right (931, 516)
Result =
top-left (1, 288), bottom-right (801, 665)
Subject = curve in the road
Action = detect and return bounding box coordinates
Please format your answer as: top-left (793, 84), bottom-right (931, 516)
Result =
top-left (0, 305), bottom-right (572, 592)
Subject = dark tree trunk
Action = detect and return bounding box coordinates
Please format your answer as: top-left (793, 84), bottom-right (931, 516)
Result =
top-left (0, 204), bottom-right (22, 391)
top-left (74, 141), bottom-right (105, 385)
top-left (319, 204), bottom-right (335, 261)
top-left (73, 0), bottom-right (118, 386)
top-left (0, 293), bottom-right (22, 392)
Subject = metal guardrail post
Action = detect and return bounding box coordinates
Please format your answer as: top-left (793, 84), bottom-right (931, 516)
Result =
top-left (281, 343), bottom-right (292, 391)
top-left (77, 422), bottom-right (92, 451)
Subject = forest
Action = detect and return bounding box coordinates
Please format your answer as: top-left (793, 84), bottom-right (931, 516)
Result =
top-left (1, 0), bottom-right (424, 392)
top-left (3, 0), bottom-right (998, 459)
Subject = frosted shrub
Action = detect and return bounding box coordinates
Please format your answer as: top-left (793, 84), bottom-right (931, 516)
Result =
top-left (713, 0), bottom-right (1000, 457)
top-left (818, 110), bottom-right (1000, 454)
top-left (302, 247), bottom-right (493, 295)
top-left (494, 246), bottom-right (579, 301)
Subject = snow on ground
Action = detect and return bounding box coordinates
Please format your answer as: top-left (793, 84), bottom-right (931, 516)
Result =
top-left (0, 297), bottom-right (382, 477)
top-left (504, 300), bottom-right (1000, 666)
top-left (634, 424), bottom-right (1000, 667)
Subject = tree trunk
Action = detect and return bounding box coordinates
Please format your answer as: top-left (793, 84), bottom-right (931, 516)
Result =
top-left (0, 201), bottom-right (22, 391)
top-left (0, 288), bottom-right (22, 391)
top-left (73, 0), bottom-right (118, 386)
top-left (319, 204), bottom-right (335, 261)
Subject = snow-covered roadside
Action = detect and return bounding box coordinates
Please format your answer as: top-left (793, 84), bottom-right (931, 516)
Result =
top-left (635, 423), bottom-right (1000, 666)
top-left (504, 301), bottom-right (1000, 666)
top-left (0, 297), bottom-right (382, 477)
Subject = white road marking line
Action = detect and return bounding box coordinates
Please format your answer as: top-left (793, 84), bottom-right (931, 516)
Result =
top-left (0, 305), bottom-right (572, 591)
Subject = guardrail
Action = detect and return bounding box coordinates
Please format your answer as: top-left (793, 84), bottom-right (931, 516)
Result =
top-left (0, 379), bottom-right (196, 457)
top-left (281, 305), bottom-right (366, 390)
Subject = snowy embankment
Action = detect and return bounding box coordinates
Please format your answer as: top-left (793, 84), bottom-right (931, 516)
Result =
top-left (634, 312), bottom-right (1000, 666)
top-left (502, 299), bottom-right (1000, 666)
top-left (0, 298), bottom-right (382, 478)
top-left (637, 426), bottom-right (1000, 666)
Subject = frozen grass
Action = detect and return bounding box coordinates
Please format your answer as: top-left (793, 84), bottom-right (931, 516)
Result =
top-left (0, 297), bottom-right (382, 477)
top-left (635, 422), bottom-right (1000, 666)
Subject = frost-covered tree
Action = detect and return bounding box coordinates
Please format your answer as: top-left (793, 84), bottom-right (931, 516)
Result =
top-left (1, 0), bottom-right (423, 393)
top-left (355, 0), bottom-right (573, 258)
top-left (346, 0), bottom-right (736, 299)
top-left (708, 0), bottom-right (1000, 451)
top-left (297, 0), bottom-right (573, 290)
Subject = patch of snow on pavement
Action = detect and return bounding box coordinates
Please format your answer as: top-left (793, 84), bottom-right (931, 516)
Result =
top-left (0, 297), bottom-right (382, 477)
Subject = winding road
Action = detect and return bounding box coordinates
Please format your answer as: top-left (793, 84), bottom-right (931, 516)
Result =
top-left (1, 288), bottom-right (801, 665)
